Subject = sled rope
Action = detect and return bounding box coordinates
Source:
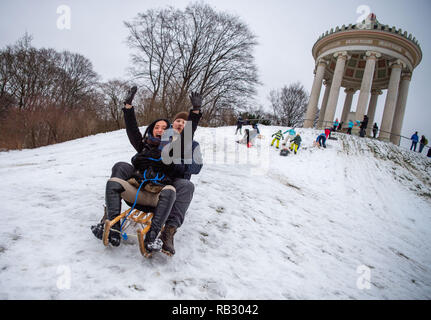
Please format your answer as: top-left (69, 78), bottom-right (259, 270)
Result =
top-left (120, 169), bottom-right (166, 240)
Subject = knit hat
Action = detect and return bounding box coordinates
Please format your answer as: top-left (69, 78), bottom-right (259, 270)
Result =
top-left (173, 111), bottom-right (188, 122)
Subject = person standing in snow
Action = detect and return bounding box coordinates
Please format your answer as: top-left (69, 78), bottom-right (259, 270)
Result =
top-left (271, 130), bottom-right (284, 149)
top-left (419, 135), bottom-right (428, 153)
top-left (410, 131), bottom-right (419, 151)
top-left (347, 120), bottom-right (354, 135)
top-left (290, 133), bottom-right (302, 154)
top-left (333, 118), bottom-right (339, 131)
top-left (372, 123), bottom-right (379, 138)
top-left (235, 116), bottom-right (244, 135)
top-left (359, 115), bottom-right (369, 137)
top-left (252, 123), bottom-right (260, 134)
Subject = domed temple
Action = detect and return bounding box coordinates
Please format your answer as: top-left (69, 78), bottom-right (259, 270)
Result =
top-left (303, 14), bottom-right (422, 145)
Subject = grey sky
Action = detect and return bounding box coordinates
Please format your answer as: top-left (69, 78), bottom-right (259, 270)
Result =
top-left (1, 0), bottom-right (430, 148)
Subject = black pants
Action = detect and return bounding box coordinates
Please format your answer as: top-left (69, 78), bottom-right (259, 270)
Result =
top-left (317, 136), bottom-right (326, 148)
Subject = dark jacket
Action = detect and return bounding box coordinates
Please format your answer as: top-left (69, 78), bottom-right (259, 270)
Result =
top-left (360, 116), bottom-right (369, 129)
top-left (291, 135), bottom-right (302, 146)
top-left (124, 106), bottom-right (203, 181)
top-left (123, 107), bottom-right (173, 189)
top-left (171, 110), bottom-right (203, 180)
top-left (236, 118), bottom-right (243, 128)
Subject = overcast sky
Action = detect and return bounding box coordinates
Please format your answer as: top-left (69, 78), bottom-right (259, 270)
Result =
top-left (1, 0), bottom-right (430, 147)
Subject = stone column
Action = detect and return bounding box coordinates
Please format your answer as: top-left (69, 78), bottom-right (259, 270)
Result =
top-left (304, 59), bottom-right (328, 128)
top-left (340, 88), bottom-right (356, 125)
top-left (317, 80), bottom-right (331, 129)
top-left (323, 51), bottom-right (349, 128)
top-left (390, 73), bottom-right (412, 145)
top-left (366, 89), bottom-right (383, 136)
top-left (355, 51), bottom-right (381, 121)
top-left (379, 60), bottom-right (405, 141)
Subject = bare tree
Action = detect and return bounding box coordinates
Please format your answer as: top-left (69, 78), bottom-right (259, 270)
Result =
top-left (124, 2), bottom-right (260, 125)
top-left (269, 82), bottom-right (309, 127)
top-left (0, 34), bottom-right (101, 149)
top-left (99, 79), bottom-right (130, 129)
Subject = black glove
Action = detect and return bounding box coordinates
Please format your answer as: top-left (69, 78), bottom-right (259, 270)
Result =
top-left (189, 91), bottom-right (203, 111)
top-left (124, 86), bottom-right (137, 106)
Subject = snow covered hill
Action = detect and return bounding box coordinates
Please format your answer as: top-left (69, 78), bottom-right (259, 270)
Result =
top-left (0, 125), bottom-right (430, 299)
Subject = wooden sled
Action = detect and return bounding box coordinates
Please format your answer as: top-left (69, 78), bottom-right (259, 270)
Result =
top-left (103, 208), bottom-right (157, 258)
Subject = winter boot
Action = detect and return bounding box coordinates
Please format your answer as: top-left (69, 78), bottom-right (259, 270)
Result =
top-left (109, 221), bottom-right (122, 247)
top-left (91, 223), bottom-right (104, 240)
top-left (144, 229), bottom-right (163, 253)
top-left (144, 187), bottom-right (176, 253)
top-left (91, 206), bottom-right (107, 240)
top-left (105, 180), bottom-right (125, 247)
top-left (160, 225), bottom-right (177, 256)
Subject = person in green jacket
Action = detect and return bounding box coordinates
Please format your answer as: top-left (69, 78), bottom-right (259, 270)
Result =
top-left (289, 133), bottom-right (302, 154)
top-left (271, 130), bottom-right (284, 149)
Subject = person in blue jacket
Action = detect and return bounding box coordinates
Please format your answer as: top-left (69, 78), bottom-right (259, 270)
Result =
top-left (333, 118), bottom-right (339, 131)
top-left (410, 131), bottom-right (419, 151)
top-left (347, 120), bottom-right (354, 135)
top-left (316, 133), bottom-right (327, 148)
top-left (252, 123), bottom-right (260, 134)
top-left (282, 128), bottom-right (296, 146)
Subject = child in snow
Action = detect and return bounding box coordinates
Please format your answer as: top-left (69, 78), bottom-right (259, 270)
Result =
top-left (237, 128), bottom-right (258, 148)
top-left (347, 120), bottom-right (354, 135)
top-left (316, 133), bottom-right (327, 148)
top-left (252, 123), bottom-right (260, 134)
top-left (290, 133), bottom-right (302, 154)
top-left (282, 128), bottom-right (296, 147)
top-left (410, 131), bottom-right (419, 151)
top-left (271, 130), bottom-right (284, 149)
top-left (324, 128), bottom-right (331, 139)
top-left (333, 119), bottom-right (339, 131)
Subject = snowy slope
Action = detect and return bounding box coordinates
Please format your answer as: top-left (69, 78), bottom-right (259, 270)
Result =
top-left (0, 125), bottom-right (430, 299)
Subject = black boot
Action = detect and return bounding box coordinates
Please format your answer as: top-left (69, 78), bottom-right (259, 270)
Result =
top-left (123, 86), bottom-right (137, 106)
top-left (144, 229), bottom-right (163, 253)
top-left (91, 223), bottom-right (103, 240)
top-left (105, 180), bottom-right (125, 247)
top-left (91, 206), bottom-right (108, 240)
top-left (145, 188), bottom-right (176, 253)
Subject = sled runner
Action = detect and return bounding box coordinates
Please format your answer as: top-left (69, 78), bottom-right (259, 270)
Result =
top-left (101, 177), bottom-right (170, 258)
top-left (103, 208), bottom-right (159, 258)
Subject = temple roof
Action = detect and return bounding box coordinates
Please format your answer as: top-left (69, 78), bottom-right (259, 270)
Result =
top-left (316, 13), bottom-right (421, 48)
